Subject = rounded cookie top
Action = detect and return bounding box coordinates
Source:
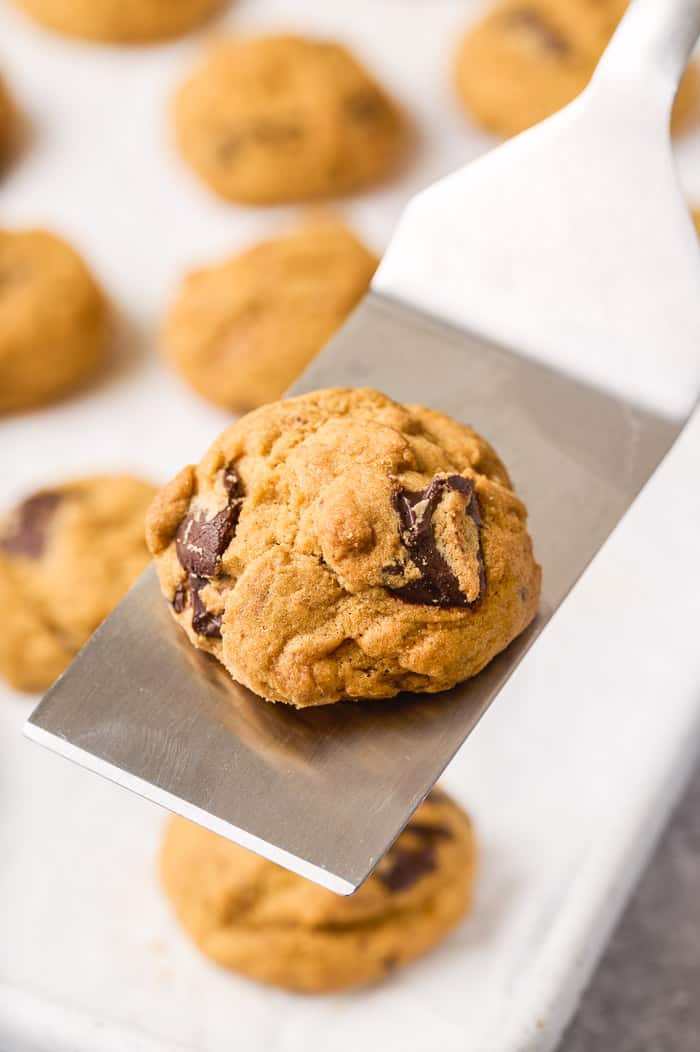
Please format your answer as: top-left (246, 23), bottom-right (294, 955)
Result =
top-left (147, 387), bottom-right (541, 707)
top-left (0, 229), bottom-right (109, 413)
top-left (161, 788), bottom-right (477, 992)
top-left (11, 0), bottom-right (226, 44)
top-left (0, 475), bottom-right (156, 692)
top-left (163, 220), bottom-right (378, 412)
top-left (173, 34), bottom-right (407, 204)
top-left (453, 0), bottom-right (698, 138)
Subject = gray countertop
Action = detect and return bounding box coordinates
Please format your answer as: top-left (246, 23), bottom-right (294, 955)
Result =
top-left (560, 761), bottom-right (700, 1051)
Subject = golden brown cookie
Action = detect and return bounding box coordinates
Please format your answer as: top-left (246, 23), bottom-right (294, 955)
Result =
top-left (0, 75), bottom-right (16, 165)
top-left (0, 229), bottom-right (109, 413)
top-left (173, 34), bottom-right (407, 204)
top-left (161, 788), bottom-right (477, 993)
top-left (146, 387), bottom-right (541, 708)
top-left (692, 207), bottom-right (700, 236)
top-left (11, 0), bottom-right (226, 44)
top-left (163, 221), bottom-right (378, 412)
top-left (0, 475), bottom-right (156, 692)
top-left (454, 0), bottom-right (699, 139)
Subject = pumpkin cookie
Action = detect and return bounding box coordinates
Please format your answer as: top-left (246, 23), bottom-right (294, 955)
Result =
top-left (454, 0), bottom-right (699, 138)
top-left (0, 475), bottom-right (156, 692)
top-left (173, 34), bottom-right (407, 204)
top-left (11, 0), bottom-right (226, 44)
top-left (161, 788), bottom-right (477, 992)
top-left (146, 387), bottom-right (541, 708)
top-left (0, 229), bottom-right (109, 413)
top-left (163, 220), bottom-right (378, 411)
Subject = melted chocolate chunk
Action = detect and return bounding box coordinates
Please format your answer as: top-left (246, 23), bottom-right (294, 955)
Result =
top-left (171, 575), bottom-right (222, 638)
top-left (389, 475), bottom-right (485, 609)
top-left (377, 819), bottom-right (455, 893)
top-left (507, 8), bottom-right (570, 56)
top-left (378, 844), bottom-right (438, 892)
top-left (0, 491), bottom-right (64, 558)
top-left (190, 575), bottom-right (223, 638)
top-left (175, 466), bottom-right (244, 577)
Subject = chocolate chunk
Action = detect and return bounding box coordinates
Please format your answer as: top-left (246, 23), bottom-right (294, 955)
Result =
top-left (377, 843), bottom-right (438, 892)
top-left (171, 575), bottom-right (222, 638)
top-left (344, 92), bottom-right (387, 122)
top-left (175, 465), bottom-right (244, 577)
top-left (506, 8), bottom-right (570, 56)
top-left (377, 819), bottom-right (454, 892)
top-left (389, 475), bottom-right (485, 609)
top-left (172, 582), bottom-right (188, 614)
top-left (190, 575), bottom-right (223, 638)
top-left (0, 491), bottom-right (63, 558)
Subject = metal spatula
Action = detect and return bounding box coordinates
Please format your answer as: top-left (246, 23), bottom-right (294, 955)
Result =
top-left (26, 0), bottom-right (700, 894)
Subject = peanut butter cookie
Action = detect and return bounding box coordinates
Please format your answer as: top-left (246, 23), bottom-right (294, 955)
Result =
top-left (454, 0), bottom-right (698, 138)
top-left (173, 34), bottom-right (407, 204)
top-left (11, 0), bottom-right (226, 44)
top-left (147, 388), bottom-right (541, 708)
top-left (163, 220), bottom-right (378, 411)
top-left (0, 475), bottom-right (156, 692)
top-left (0, 229), bottom-right (109, 413)
top-left (161, 788), bottom-right (477, 992)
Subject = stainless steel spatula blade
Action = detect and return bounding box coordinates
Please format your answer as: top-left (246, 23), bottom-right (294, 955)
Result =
top-left (26, 0), bottom-right (700, 894)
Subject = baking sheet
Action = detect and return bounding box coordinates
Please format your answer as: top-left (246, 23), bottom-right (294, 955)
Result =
top-left (2, 2), bottom-right (700, 1050)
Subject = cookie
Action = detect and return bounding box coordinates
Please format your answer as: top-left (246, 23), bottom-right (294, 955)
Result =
top-left (146, 387), bottom-right (541, 708)
top-left (0, 230), bottom-right (109, 413)
top-left (11, 0), bottom-right (225, 44)
top-left (173, 34), bottom-right (407, 204)
top-left (161, 788), bottom-right (476, 992)
top-left (163, 221), bottom-right (378, 412)
top-left (693, 207), bottom-right (700, 236)
top-left (0, 475), bottom-right (156, 692)
top-left (454, 0), bottom-right (699, 139)
top-left (0, 75), bottom-right (16, 165)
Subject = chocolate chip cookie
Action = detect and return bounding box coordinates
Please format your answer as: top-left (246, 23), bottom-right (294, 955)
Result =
top-left (173, 34), bottom-right (407, 204)
top-left (11, 0), bottom-right (226, 44)
top-left (0, 229), bottom-right (109, 413)
top-left (163, 220), bottom-right (378, 412)
top-left (0, 475), bottom-right (156, 692)
top-left (147, 387), bottom-right (541, 708)
top-left (161, 788), bottom-right (476, 992)
top-left (454, 0), bottom-right (699, 138)
top-left (0, 75), bottom-right (16, 165)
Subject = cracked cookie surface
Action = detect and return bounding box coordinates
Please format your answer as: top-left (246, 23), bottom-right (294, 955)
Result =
top-left (454, 0), bottom-right (699, 138)
top-left (147, 387), bottom-right (541, 707)
top-left (11, 0), bottom-right (226, 43)
top-left (163, 220), bottom-right (377, 411)
top-left (173, 34), bottom-right (407, 204)
top-left (0, 229), bottom-right (109, 413)
top-left (160, 787), bottom-right (477, 992)
top-left (0, 475), bottom-right (156, 691)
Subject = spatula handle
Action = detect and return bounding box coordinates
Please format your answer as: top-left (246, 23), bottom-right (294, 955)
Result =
top-left (594, 0), bottom-right (700, 109)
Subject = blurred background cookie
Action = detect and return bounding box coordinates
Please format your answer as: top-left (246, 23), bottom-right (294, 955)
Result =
top-left (162, 219), bottom-right (378, 411)
top-left (0, 73), bottom-right (17, 165)
top-left (454, 0), bottom-right (699, 138)
top-left (693, 207), bottom-right (700, 235)
top-left (160, 788), bottom-right (477, 992)
top-left (173, 34), bottom-right (408, 204)
top-left (0, 229), bottom-right (109, 413)
top-left (0, 475), bottom-right (156, 692)
top-left (10, 0), bottom-right (228, 44)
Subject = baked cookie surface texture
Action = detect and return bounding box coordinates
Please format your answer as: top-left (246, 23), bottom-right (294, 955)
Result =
top-left (0, 475), bottom-right (156, 691)
top-left (161, 788), bottom-right (477, 992)
top-left (174, 34), bottom-right (407, 203)
top-left (0, 229), bottom-right (108, 413)
top-left (163, 220), bottom-right (378, 411)
top-left (147, 388), bottom-right (541, 708)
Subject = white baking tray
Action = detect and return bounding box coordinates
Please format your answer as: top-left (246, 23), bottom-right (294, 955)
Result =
top-left (1, 2), bottom-right (700, 1050)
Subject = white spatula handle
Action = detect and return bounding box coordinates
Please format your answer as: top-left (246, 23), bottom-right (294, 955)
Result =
top-left (595, 0), bottom-right (700, 98)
